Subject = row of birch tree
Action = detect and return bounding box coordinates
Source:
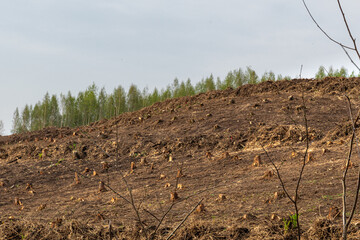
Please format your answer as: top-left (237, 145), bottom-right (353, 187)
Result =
top-left (11, 66), bottom-right (355, 133)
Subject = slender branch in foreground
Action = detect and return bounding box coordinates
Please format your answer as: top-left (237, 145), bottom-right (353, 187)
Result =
top-left (301, 0), bottom-right (353, 50)
top-left (342, 97), bottom-right (360, 239)
top-left (78, 127), bottom-right (221, 238)
top-left (166, 198), bottom-right (204, 240)
top-left (295, 94), bottom-right (310, 199)
top-left (111, 117), bottom-right (147, 238)
top-left (154, 202), bottom-right (175, 234)
top-left (261, 145), bottom-right (294, 203)
top-left (57, 158), bottom-right (130, 204)
top-left (122, 177), bottom-right (148, 238)
top-left (143, 208), bottom-right (161, 223)
top-left (262, 93), bottom-right (309, 240)
top-left (337, 0), bottom-right (360, 61)
top-left (301, 0), bottom-right (360, 71)
top-left (341, 46), bottom-right (360, 71)
top-left (153, 179), bottom-right (222, 235)
top-left (293, 93), bottom-right (310, 240)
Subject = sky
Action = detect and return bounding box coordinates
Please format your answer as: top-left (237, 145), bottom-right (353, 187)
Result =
top-left (1, 0), bottom-right (360, 135)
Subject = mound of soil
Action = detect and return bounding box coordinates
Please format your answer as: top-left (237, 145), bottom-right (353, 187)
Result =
top-left (247, 124), bottom-right (321, 147)
top-left (2, 77), bottom-right (360, 239)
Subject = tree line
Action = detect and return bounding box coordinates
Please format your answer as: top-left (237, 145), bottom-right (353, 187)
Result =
top-left (11, 66), bottom-right (358, 134)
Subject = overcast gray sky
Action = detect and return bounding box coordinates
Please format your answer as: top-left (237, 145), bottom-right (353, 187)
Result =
top-left (1, 0), bottom-right (360, 135)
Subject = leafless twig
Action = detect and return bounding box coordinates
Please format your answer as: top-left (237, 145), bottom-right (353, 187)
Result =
top-left (261, 146), bottom-right (294, 203)
top-left (154, 202), bottom-right (175, 234)
top-left (153, 182), bottom-right (224, 235)
top-left (336, 0), bottom-right (360, 61)
top-left (165, 198), bottom-right (204, 240)
top-left (301, 0), bottom-right (360, 71)
top-left (302, 2), bottom-right (360, 236)
top-left (143, 208), bottom-right (161, 222)
top-left (301, 0), bottom-right (353, 50)
top-left (121, 177), bottom-right (148, 238)
top-left (342, 97), bottom-right (360, 239)
top-left (262, 93), bottom-right (309, 240)
top-left (293, 93), bottom-right (309, 239)
top-left (57, 158), bottom-right (131, 204)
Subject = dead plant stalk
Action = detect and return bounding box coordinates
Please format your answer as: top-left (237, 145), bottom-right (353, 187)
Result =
top-left (165, 198), bottom-right (204, 240)
top-left (262, 93), bottom-right (309, 240)
top-left (301, 1), bottom-right (360, 238)
top-left (342, 97), bottom-right (360, 239)
top-left (301, 0), bottom-right (360, 70)
top-left (80, 123), bottom-right (209, 239)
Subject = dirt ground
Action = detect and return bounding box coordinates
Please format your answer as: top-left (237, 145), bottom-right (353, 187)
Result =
top-left (2, 77), bottom-right (360, 239)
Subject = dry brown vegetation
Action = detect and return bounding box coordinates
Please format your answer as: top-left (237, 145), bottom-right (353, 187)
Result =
top-left (3, 77), bottom-right (360, 239)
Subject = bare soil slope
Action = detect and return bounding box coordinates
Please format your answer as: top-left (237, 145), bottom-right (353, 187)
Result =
top-left (2, 77), bottom-right (360, 239)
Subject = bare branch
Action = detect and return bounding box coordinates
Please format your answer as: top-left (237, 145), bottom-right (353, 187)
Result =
top-left (341, 46), bottom-right (360, 72)
top-left (261, 92), bottom-right (309, 240)
top-left (302, 0), bottom-right (360, 71)
top-left (337, 0), bottom-right (360, 61)
top-left (143, 208), bottom-right (161, 223)
top-left (295, 94), bottom-right (309, 200)
top-left (293, 93), bottom-right (309, 240)
top-left (342, 97), bottom-right (360, 239)
top-left (122, 177), bottom-right (148, 238)
top-left (79, 126), bottom-right (151, 238)
top-left (341, 122), bottom-right (354, 238)
top-left (153, 182), bottom-right (225, 235)
top-left (57, 158), bottom-right (131, 204)
top-left (301, 0), bottom-right (354, 50)
top-left (154, 202), bottom-right (175, 234)
top-left (166, 198), bottom-right (204, 240)
top-left (261, 145), bottom-right (294, 203)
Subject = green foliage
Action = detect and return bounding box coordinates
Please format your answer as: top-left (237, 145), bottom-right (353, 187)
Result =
top-left (55, 158), bottom-right (64, 166)
top-left (12, 66), bottom-right (358, 134)
top-left (217, 68), bottom-right (245, 90)
top-left (195, 75), bottom-right (216, 93)
top-left (107, 86), bottom-right (127, 118)
top-left (98, 87), bottom-right (107, 120)
top-left (49, 95), bottom-right (61, 127)
top-left (244, 66), bottom-right (258, 84)
top-left (233, 68), bottom-right (245, 87)
top-left (185, 79), bottom-right (195, 96)
top-left (316, 65), bottom-right (350, 79)
top-left (60, 91), bottom-right (77, 127)
top-left (149, 88), bottom-right (161, 104)
top-left (261, 71), bottom-right (276, 82)
top-left (160, 86), bottom-right (172, 101)
top-left (315, 66), bottom-right (326, 79)
top-left (283, 213), bottom-right (298, 233)
top-left (275, 74), bottom-right (291, 81)
top-left (335, 67), bottom-right (348, 77)
top-left (221, 71), bottom-right (235, 89)
top-left (127, 84), bottom-right (143, 112)
top-left (205, 75), bottom-right (216, 91)
top-left (22, 105), bottom-right (31, 132)
top-left (12, 108), bottom-right (23, 134)
top-left (30, 103), bottom-right (42, 130)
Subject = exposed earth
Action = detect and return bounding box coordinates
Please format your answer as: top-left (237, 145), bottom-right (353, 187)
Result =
top-left (2, 77), bottom-right (360, 239)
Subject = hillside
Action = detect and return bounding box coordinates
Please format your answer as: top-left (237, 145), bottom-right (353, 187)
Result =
top-left (2, 77), bottom-right (360, 239)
